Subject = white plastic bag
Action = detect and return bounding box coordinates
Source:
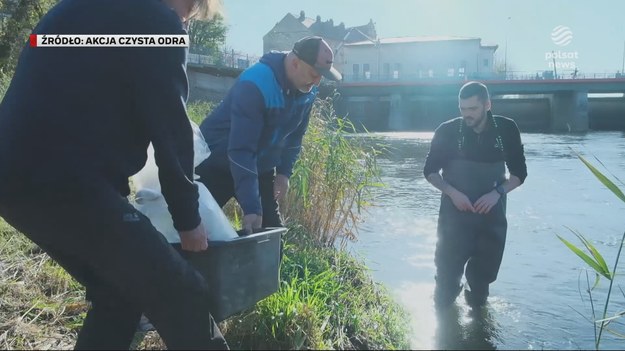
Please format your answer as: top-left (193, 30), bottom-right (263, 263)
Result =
top-left (133, 122), bottom-right (210, 192)
top-left (131, 121), bottom-right (238, 243)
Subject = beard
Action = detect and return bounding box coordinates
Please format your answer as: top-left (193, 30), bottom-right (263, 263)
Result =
top-left (464, 111), bottom-right (487, 128)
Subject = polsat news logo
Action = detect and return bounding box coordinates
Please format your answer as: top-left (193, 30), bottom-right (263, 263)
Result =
top-left (29, 34), bottom-right (189, 47)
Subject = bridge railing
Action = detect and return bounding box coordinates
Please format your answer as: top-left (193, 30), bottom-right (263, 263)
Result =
top-left (341, 71), bottom-right (624, 83)
top-left (503, 71), bottom-right (622, 80)
top-left (341, 72), bottom-right (503, 83)
top-left (187, 51), bottom-right (260, 70)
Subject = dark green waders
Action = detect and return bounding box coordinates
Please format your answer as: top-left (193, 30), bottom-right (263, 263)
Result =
top-left (434, 159), bottom-right (507, 309)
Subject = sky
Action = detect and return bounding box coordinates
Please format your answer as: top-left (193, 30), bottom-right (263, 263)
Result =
top-left (222, 0), bottom-right (625, 74)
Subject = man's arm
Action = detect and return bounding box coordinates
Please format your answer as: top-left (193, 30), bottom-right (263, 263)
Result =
top-left (133, 41), bottom-right (200, 233)
top-left (473, 118), bottom-right (526, 214)
top-left (426, 172), bottom-right (476, 212)
top-left (426, 172), bottom-right (458, 197)
top-left (227, 81), bottom-right (265, 216)
top-left (130, 9), bottom-right (210, 251)
top-left (498, 175), bottom-right (522, 194)
top-left (502, 118), bottom-right (527, 193)
top-left (423, 124), bottom-right (475, 212)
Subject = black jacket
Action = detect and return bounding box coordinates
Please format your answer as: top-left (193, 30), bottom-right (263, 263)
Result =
top-left (423, 113), bottom-right (528, 183)
top-left (0, 0), bottom-right (200, 231)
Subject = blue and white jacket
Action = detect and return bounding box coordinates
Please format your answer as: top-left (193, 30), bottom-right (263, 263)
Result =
top-left (199, 52), bottom-right (317, 215)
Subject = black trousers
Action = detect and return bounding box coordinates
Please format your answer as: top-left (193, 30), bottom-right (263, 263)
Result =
top-left (195, 164), bottom-right (283, 228)
top-left (0, 182), bottom-right (228, 350)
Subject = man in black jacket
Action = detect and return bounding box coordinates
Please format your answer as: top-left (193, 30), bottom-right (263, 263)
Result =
top-left (0, 0), bottom-right (228, 349)
top-left (423, 81), bottom-right (527, 310)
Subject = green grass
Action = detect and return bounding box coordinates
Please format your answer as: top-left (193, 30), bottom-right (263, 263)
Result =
top-left (1, 219), bottom-right (410, 350)
top-left (0, 219), bottom-right (86, 350)
top-left (221, 227), bottom-right (411, 350)
top-left (187, 100), bottom-right (214, 126)
top-left (0, 98), bottom-right (410, 350)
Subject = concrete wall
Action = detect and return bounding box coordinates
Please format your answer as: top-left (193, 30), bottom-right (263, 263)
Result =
top-left (549, 91), bottom-right (589, 132)
top-left (589, 97), bottom-right (625, 130)
top-left (337, 95), bottom-right (624, 133)
top-left (339, 96), bottom-right (390, 131)
top-left (187, 67), bottom-right (238, 103)
top-left (491, 98), bottom-right (551, 132)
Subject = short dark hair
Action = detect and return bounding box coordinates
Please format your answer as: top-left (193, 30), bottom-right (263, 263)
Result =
top-left (459, 81), bottom-right (490, 102)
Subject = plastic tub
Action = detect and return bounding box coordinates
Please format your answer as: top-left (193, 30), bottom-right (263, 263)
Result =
top-left (173, 227), bottom-right (285, 322)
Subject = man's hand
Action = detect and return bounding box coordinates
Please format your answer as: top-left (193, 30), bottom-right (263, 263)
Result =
top-left (179, 222), bottom-right (208, 252)
top-left (243, 214), bottom-right (262, 235)
top-left (448, 189), bottom-right (476, 212)
top-left (273, 174), bottom-right (289, 201)
top-left (473, 190), bottom-right (501, 214)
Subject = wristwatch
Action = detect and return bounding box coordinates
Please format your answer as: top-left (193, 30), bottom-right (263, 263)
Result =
top-left (495, 185), bottom-right (506, 196)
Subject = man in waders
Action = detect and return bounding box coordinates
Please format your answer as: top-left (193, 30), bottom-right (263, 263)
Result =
top-left (423, 81), bottom-right (527, 310)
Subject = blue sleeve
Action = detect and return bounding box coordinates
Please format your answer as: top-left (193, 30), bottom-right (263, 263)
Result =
top-left (228, 81), bottom-right (265, 215)
top-left (276, 104), bottom-right (312, 177)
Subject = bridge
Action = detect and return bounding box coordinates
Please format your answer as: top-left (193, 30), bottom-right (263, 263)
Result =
top-left (336, 76), bottom-right (625, 132)
top-left (185, 58), bottom-right (625, 133)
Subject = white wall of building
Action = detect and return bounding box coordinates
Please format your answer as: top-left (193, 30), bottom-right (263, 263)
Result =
top-left (338, 38), bottom-right (498, 81)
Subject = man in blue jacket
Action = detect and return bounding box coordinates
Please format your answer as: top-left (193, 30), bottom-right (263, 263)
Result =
top-left (196, 36), bottom-right (342, 234)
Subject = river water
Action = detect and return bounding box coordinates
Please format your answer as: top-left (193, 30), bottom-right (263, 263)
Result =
top-left (347, 131), bottom-right (625, 350)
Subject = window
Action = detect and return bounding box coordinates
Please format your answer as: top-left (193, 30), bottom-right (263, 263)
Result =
top-left (458, 67), bottom-right (465, 78)
top-left (447, 68), bottom-right (455, 77)
top-left (363, 63), bottom-right (371, 79)
top-left (428, 69), bottom-right (434, 78)
top-left (483, 59), bottom-right (489, 67)
top-left (353, 64), bottom-right (360, 80)
top-left (393, 63), bottom-right (401, 79)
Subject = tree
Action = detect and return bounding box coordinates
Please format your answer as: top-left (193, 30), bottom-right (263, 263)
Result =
top-left (187, 14), bottom-right (227, 56)
top-left (0, 0), bottom-right (58, 73)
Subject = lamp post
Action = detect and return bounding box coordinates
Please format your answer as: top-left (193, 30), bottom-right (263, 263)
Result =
top-left (621, 39), bottom-right (624, 74)
top-left (552, 50), bottom-right (557, 79)
top-left (376, 38), bottom-right (381, 81)
top-left (504, 16), bottom-right (511, 79)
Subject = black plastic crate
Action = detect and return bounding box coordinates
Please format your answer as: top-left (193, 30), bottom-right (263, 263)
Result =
top-left (173, 227), bottom-right (285, 322)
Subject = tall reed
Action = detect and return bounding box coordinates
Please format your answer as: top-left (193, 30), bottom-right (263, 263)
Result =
top-left (283, 96), bottom-right (384, 248)
top-left (558, 153), bottom-right (625, 350)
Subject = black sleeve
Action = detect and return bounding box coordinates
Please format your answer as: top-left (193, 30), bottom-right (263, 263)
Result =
top-left (423, 121), bottom-right (456, 178)
top-left (502, 119), bottom-right (528, 184)
top-left (132, 31), bottom-right (200, 231)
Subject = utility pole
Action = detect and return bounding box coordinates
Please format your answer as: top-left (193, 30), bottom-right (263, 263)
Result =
top-left (622, 39), bottom-right (624, 73)
top-left (552, 50), bottom-right (557, 79)
top-left (504, 16), bottom-right (511, 79)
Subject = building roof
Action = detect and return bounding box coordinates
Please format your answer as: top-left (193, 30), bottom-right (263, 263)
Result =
top-left (342, 28), bottom-right (376, 43)
top-left (481, 44), bottom-right (499, 49)
top-left (345, 35), bottom-right (481, 46)
top-left (300, 17), bottom-right (315, 28)
top-left (267, 11), bottom-right (377, 43)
